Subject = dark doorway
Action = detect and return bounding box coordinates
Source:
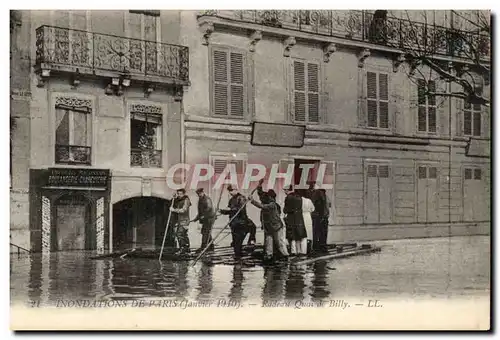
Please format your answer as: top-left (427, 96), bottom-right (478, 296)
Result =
top-left (112, 197), bottom-right (173, 251)
top-left (293, 159), bottom-right (320, 198)
top-left (53, 194), bottom-right (92, 251)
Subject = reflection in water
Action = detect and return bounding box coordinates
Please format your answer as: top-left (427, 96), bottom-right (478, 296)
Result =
top-left (196, 263), bottom-right (213, 300)
top-left (262, 265), bottom-right (288, 301)
top-left (10, 236), bottom-right (491, 305)
top-left (285, 265), bottom-right (306, 301)
top-left (311, 262), bottom-right (330, 299)
top-left (228, 264), bottom-right (244, 301)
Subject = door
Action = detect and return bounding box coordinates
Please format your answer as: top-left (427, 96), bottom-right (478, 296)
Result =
top-left (417, 165), bottom-right (440, 222)
top-left (54, 195), bottom-right (90, 251)
top-left (293, 158), bottom-right (320, 197)
top-left (463, 167), bottom-right (483, 221)
top-left (364, 163), bottom-right (392, 224)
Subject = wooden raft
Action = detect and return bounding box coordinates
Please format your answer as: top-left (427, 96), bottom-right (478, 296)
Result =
top-left (91, 243), bottom-right (381, 267)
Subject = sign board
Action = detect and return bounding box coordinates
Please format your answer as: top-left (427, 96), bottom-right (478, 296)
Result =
top-left (47, 168), bottom-right (110, 188)
top-left (466, 138), bottom-right (490, 158)
top-left (251, 122), bottom-right (305, 148)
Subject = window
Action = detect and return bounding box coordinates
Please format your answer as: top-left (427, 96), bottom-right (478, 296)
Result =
top-left (54, 97), bottom-right (92, 165)
top-left (366, 71), bottom-right (389, 128)
top-left (128, 11), bottom-right (160, 73)
top-left (463, 100), bottom-right (482, 137)
top-left (130, 104), bottom-right (163, 168)
top-left (464, 167), bottom-right (482, 181)
top-left (417, 79), bottom-right (437, 133)
top-left (51, 11), bottom-right (91, 66)
top-left (292, 60), bottom-right (320, 123)
top-left (211, 47), bottom-right (248, 118)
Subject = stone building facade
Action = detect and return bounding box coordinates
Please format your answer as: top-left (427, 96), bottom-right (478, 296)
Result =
top-left (10, 10), bottom-right (490, 253)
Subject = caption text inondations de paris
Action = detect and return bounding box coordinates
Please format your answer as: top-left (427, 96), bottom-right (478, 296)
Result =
top-left (27, 299), bottom-right (383, 310)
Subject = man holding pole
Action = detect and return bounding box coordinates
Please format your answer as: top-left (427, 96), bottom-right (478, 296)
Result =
top-left (193, 188), bottom-right (215, 253)
top-left (170, 188), bottom-right (192, 254)
top-left (219, 185), bottom-right (248, 260)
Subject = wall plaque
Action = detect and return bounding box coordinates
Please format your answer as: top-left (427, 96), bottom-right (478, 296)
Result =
top-left (251, 122), bottom-right (305, 148)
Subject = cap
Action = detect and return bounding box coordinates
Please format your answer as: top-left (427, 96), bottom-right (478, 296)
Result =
top-left (195, 188), bottom-right (204, 194)
top-left (227, 185), bottom-right (236, 191)
top-left (267, 189), bottom-right (277, 199)
top-left (284, 185), bottom-right (293, 191)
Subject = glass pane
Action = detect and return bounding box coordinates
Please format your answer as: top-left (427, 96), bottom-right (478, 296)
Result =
top-left (474, 168), bottom-right (482, 180)
top-left (73, 112), bottom-right (88, 146)
top-left (464, 168), bottom-right (472, 180)
top-left (464, 111), bottom-right (472, 135)
top-left (473, 112), bottom-right (481, 136)
top-left (55, 109), bottom-right (70, 145)
top-left (428, 167), bottom-right (437, 179)
top-left (418, 166), bottom-right (427, 179)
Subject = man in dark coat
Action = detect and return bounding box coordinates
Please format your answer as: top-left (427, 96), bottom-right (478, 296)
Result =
top-left (193, 188), bottom-right (215, 252)
top-left (219, 185), bottom-right (248, 260)
top-left (283, 185), bottom-right (307, 255)
top-left (170, 188), bottom-right (192, 254)
top-left (310, 183), bottom-right (330, 253)
top-left (250, 186), bottom-right (289, 261)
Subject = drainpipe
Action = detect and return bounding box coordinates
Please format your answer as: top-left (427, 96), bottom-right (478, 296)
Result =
top-left (176, 87), bottom-right (186, 184)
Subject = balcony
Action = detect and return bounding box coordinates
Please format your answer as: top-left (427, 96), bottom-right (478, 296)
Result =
top-left (198, 10), bottom-right (490, 60)
top-left (130, 149), bottom-right (162, 168)
top-left (35, 25), bottom-right (190, 87)
top-left (55, 145), bottom-right (91, 165)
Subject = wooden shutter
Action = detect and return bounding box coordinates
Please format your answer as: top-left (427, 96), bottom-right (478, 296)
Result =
top-left (456, 99), bottom-right (464, 137)
top-left (293, 61), bottom-right (306, 122)
top-left (463, 100), bottom-right (472, 136)
top-left (473, 109), bottom-right (481, 136)
top-left (213, 49), bottom-right (229, 116)
top-left (307, 63), bottom-right (319, 123)
top-left (378, 73), bottom-right (389, 129)
top-left (481, 107), bottom-right (490, 138)
top-left (428, 81), bottom-right (437, 133)
top-left (365, 163), bottom-right (379, 223)
top-left (378, 164), bottom-right (392, 223)
top-left (230, 52), bottom-right (244, 117)
top-left (366, 72), bottom-right (378, 127)
top-left (417, 79), bottom-right (427, 132)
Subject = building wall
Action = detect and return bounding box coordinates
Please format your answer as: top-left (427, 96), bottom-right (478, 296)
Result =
top-left (180, 10), bottom-right (491, 242)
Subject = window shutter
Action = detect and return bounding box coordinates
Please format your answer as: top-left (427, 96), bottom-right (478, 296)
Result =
top-left (378, 73), bottom-right (389, 128)
top-left (213, 49), bottom-right (229, 116)
top-left (293, 61), bottom-right (306, 122)
top-left (464, 168), bottom-right (472, 180)
top-left (230, 52), bottom-right (244, 117)
top-left (418, 166), bottom-right (427, 179)
top-left (473, 111), bottom-right (481, 136)
top-left (358, 69), bottom-right (367, 127)
top-left (456, 99), bottom-right (463, 137)
top-left (474, 168), bottom-right (482, 180)
top-left (417, 80), bottom-right (426, 132)
top-left (307, 63), bottom-right (319, 123)
top-left (366, 72), bottom-right (378, 127)
top-left (428, 81), bottom-right (437, 133)
top-left (213, 159), bottom-right (228, 175)
top-left (428, 167), bottom-right (437, 179)
top-left (367, 164), bottom-right (378, 177)
top-left (481, 107), bottom-right (490, 138)
top-left (378, 165), bottom-right (389, 178)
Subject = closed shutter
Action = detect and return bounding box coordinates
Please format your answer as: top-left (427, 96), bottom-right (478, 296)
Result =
top-left (428, 81), bottom-right (437, 133)
top-left (473, 106), bottom-right (481, 136)
top-left (230, 52), bottom-right (244, 117)
top-left (213, 50), bottom-right (229, 116)
top-left (379, 73), bottom-right (389, 128)
top-left (481, 106), bottom-right (490, 138)
top-left (365, 163), bottom-right (379, 223)
top-left (417, 80), bottom-right (427, 132)
top-left (463, 100), bottom-right (472, 135)
top-left (427, 166), bottom-right (439, 221)
top-left (456, 99), bottom-right (464, 137)
top-left (293, 60), bottom-right (320, 123)
top-left (308, 63), bottom-right (319, 123)
top-left (367, 72), bottom-right (378, 127)
top-left (293, 61), bottom-right (306, 122)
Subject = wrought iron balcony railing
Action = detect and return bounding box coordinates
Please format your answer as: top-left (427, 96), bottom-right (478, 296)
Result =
top-left (55, 145), bottom-right (91, 165)
top-left (131, 149), bottom-right (162, 168)
top-left (199, 10), bottom-right (490, 60)
top-left (36, 25), bottom-right (190, 84)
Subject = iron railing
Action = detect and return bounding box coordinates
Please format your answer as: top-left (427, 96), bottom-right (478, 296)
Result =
top-left (131, 149), bottom-right (162, 168)
top-left (36, 25), bottom-right (190, 82)
top-left (10, 243), bottom-right (30, 255)
top-left (199, 10), bottom-right (490, 59)
top-left (55, 145), bottom-right (91, 165)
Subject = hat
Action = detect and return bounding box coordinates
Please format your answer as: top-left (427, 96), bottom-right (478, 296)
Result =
top-left (284, 185), bottom-right (293, 191)
top-left (176, 188), bottom-right (186, 193)
top-left (195, 188), bottom-right (204, 194)
top-left (267, 189), bottom-right (277, 199)
top-left (227, 185), bottom-right (236, 191)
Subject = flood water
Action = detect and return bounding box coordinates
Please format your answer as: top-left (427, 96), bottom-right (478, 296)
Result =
top-left (10, 236), bottom-right (490, 306)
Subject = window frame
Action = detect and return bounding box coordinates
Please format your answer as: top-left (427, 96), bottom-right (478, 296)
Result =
top-left (51, 93), bottom-right (95, 167)
top-left (416, 79), bottom-right (438, 134)
top-left (128, 102), bottom-right (165, 169)
top-left (463, 99), bottom-right (482, 137)
top-left (290, 58), bottom-right (321, 124)
top-left (208, 45), bottom-right (251, 119)
top-left (364, 70), bottom-right (390, 130)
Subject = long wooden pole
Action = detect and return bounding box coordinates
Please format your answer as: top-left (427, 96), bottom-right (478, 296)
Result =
top-left (159, 198), bottom-right (175, 261)
top-left (191, 182), bottom-right (262, 267)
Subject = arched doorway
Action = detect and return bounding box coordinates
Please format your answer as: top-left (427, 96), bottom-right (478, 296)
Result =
top-left (112, 197), bottom-right (174, 251)
top-left (53, 194), bottom-right (92, 251)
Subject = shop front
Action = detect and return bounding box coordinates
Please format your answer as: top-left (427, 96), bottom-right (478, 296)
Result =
top-left (29, 168), bottom-right (111, 253)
